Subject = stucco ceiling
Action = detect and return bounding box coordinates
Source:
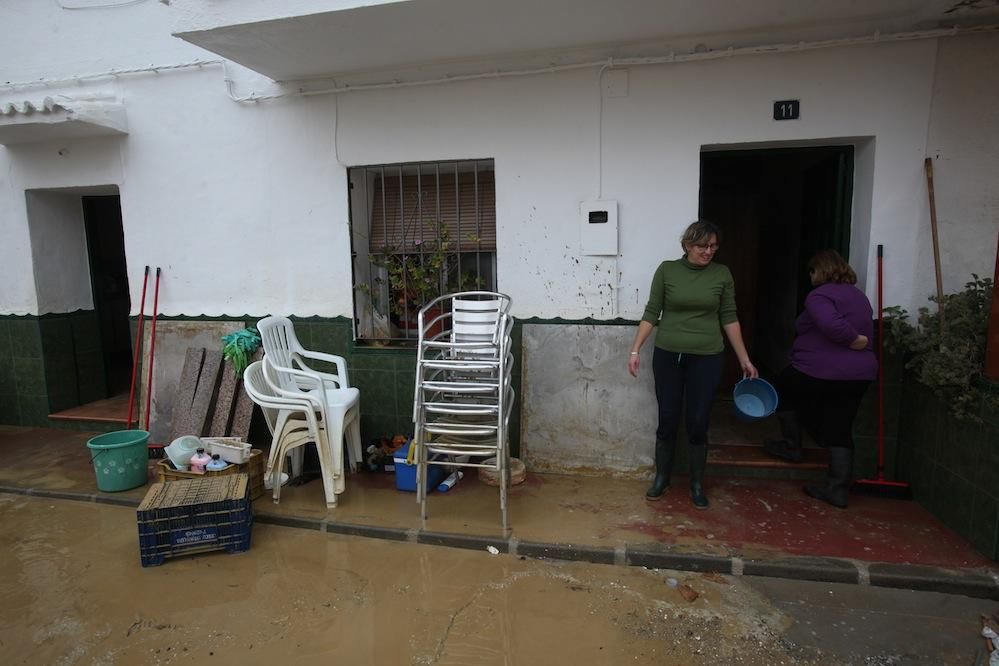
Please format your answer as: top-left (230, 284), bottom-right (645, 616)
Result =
top-left (175, 0), bottom-right (999, 82)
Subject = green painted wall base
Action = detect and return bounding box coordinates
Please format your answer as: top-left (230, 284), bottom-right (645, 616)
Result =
top-left (0, 312), bottom-right (106, 428)
top-left (898, 375), bottom-right (999, 560)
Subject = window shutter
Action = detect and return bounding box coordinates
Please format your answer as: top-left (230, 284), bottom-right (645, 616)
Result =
top-left (369, 170), bottom-right (496, 253)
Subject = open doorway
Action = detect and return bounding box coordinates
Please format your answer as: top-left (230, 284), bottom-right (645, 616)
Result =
top-left (83, 195), bottom-right (132, 398)
top-left (698, 146), bottom-right (855, 463)
top-left (28, 187), bottom-right (132, 424)
top-left (699, 146), bottom-right (854, 388)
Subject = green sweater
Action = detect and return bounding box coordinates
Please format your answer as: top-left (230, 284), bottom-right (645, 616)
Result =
top-left (641, 258), bottom-right (738, 355)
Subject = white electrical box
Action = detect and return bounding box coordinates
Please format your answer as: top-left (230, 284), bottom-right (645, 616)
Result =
top-left (580, 200), bottom-right (618, 255)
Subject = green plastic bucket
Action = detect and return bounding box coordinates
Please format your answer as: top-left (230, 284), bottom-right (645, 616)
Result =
top-left (86, 430), bottom-right (150, 492)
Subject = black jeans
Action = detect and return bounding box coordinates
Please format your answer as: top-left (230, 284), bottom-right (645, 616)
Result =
top-left (652, 347), bottom-right (724, 447)
top-left (775, 365), bottom-right (870, 450)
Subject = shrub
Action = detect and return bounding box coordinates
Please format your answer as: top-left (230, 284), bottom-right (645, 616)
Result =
top-left (883, 274), bottom-right (996, 421)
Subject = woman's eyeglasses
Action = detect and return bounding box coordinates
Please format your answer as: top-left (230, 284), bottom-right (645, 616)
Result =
top-left (692, 243), bottom-right (720, 253)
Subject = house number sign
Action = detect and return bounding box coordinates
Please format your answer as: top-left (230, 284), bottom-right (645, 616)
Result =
top-left (773, 99), bottom-right (800, 121)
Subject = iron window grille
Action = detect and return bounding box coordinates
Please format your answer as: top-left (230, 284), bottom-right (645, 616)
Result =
top-left (348, 159), bottom-right (497, 343)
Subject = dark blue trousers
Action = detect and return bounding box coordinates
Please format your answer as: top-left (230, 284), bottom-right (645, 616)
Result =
top-left (652, 347), bottom-right (724, 448)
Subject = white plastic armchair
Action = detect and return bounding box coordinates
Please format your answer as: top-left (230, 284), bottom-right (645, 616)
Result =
top-left (257, 316), bottom-right (350, 392)
top-left (262, 358), bottom-right (361, 503)
top-left (243, 360), bottom-right (330, 504)
top-left (257, 316), bottom-right (362, 469)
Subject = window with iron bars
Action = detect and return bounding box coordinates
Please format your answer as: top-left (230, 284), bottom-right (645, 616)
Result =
top-left (348, 159), bottom-right (497, 343)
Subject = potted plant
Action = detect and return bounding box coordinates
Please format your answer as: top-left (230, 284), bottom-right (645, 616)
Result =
top-left (369, 221), bottom-right (483, 337)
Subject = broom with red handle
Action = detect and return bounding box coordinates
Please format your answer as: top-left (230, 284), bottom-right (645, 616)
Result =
top-left (144, 267), bottom-right (161, 433)
top-left (853, 245), bottom-right (911, 499)
top-left (126, 265), bottom-right (149, 430)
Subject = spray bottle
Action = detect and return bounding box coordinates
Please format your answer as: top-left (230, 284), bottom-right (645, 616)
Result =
top-left (437, 470), bottom-right (463, 492)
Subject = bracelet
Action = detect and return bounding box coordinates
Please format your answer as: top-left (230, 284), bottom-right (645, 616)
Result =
top-left (629, 351), bottom-right (639, 356)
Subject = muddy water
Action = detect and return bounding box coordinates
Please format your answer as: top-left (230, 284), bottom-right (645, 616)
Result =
top-left (0, 495), bottom-right (817, 665)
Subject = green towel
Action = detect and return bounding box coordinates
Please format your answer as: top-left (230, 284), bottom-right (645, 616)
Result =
top-left (222, 328), bottom-right (262, 376)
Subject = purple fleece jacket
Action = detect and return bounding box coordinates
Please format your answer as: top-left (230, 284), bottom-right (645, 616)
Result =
top-left (791, 282), bottom-right (878, 381)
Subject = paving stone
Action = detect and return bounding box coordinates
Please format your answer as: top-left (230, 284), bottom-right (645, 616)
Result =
top-left (228, 349), bottom-right (261, 441)
top-left (189, 350), bottom-right (223, 437)
top-left (169, 348), bottom-right (204, 440)
top-left (208, 358), bottom-right (239, 436)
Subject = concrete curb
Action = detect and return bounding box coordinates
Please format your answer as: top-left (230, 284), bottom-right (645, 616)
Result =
top-left (742, 556), bottom-right (860, 584)
top-left (868, 563), bottom-right (999, 600)
top-left (3, 486), bottom-right (996, 599)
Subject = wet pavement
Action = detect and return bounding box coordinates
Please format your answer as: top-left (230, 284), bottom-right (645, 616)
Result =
top-left (0, 425), bottom-right (989, 573)
top-left (1, 494), bottom-right (994, 665)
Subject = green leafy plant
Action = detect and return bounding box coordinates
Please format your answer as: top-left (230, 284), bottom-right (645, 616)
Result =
top-left (369, 221), bottom-right (483, 319)
top-left (883, 274), bottom-right (996, 421)
top-left (221, 328), bottom-right (261, 376)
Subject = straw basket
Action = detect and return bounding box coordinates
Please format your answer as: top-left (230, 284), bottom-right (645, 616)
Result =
top-left (156, 449), bottom-right (264, 500)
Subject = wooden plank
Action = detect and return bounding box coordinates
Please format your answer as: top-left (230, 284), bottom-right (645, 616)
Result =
top-left (168, 348), bottom-right (205, 441)
top-left (189, 350), bottom-right (223, 437)
top-left (228, 349), bottom-right (262, 441)
top-left (207, 358), bottom-right (239, 437)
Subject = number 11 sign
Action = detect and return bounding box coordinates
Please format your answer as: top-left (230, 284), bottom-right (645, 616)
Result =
top-left (773, 100), bottom-right (800, 121)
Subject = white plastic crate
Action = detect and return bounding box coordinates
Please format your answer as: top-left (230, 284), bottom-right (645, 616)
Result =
top-left (203, 437), bottom-right (252, 464)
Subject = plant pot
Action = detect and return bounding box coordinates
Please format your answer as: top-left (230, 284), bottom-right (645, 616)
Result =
top-left (400, 305), bottom-right (444, 337)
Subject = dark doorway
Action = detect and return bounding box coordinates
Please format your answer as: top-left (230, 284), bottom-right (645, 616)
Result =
top-left (83, 196), bottom-right (132, 397)
top-left (698, 146), bottom-right (854, 388)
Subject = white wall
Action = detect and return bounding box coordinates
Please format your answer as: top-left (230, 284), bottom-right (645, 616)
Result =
top-left (24, 191), bottom-right (93, 314)
top-left (1, 138), bottom-right (124, 315)
top-left (112, 74), bottom-right (349, 317)
top-left (1, 3), bottom-right (996, 320)
top-left (336, 39), bottom-right (939, 318)
top-left (925, 33), bottom-right (999, 296)
top-left (2, 0), bottom-right (203, 85)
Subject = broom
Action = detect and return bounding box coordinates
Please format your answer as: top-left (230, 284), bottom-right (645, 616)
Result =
top-left (853, 245), bottom-right (911, 499)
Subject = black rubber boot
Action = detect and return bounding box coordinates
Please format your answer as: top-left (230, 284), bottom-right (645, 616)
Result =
top-left (688, 445), bottom-right (709, 509)
top-left (804, 447), bottom-right (852, 509)
top-left (645, 438), bottom-right (674, 501)
top-left (763, 411), bottom-right (803, 463)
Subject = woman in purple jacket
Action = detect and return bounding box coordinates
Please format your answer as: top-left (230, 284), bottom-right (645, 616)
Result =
top-left (763, 250), bottom-right (878, 508)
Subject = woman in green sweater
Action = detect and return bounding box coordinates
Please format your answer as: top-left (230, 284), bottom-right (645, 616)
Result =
top-left (628, 221), bottom-right (757, 509)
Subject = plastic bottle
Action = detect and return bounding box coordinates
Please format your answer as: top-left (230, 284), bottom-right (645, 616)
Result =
top-left (205, 453), bottom-right (228, 472)
top-left (190, 448), bottom-right (212, 474)
top-left (437, 470), bottom-right (463, 492)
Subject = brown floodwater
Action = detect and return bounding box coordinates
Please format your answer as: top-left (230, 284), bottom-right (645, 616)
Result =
top-left (0, 494), bottom-right (817, 665)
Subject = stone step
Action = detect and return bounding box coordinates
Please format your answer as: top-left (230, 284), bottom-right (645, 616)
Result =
top-left (706, 444), bottom-right (829, 481)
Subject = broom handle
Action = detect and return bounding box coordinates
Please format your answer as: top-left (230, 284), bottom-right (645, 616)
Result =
top-left (144, 268), bottom-right (161, 432)
top-left (126, 266), bottom-right (149, 429)
top-left (924, 158), bottom-right (945, 322)
top-left (877, 244), bottom-right (885, 480)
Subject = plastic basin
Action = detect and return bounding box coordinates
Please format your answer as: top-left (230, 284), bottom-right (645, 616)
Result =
top-left (86, 429), bottom-right (149, 492)
top-left (732, 378), bottom-right (779, 422)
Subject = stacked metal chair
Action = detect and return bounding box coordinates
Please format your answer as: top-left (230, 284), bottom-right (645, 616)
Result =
top-left (412, 291), bottom-right (515, 530)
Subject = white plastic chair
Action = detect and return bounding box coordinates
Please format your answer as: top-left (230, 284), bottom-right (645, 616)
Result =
top-left (243, 360), bottom-right (331, 505)
top-left (257, 316), bottom-right (363, 472)
top-left (263, 357), bottom-right (363, 505)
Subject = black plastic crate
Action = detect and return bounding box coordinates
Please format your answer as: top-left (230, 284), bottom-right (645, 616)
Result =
top-left (137, 474), bottom-right (252, 567)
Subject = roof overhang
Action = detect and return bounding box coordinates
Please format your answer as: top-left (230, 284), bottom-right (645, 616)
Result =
top-left (0, 95), bottom-right (128, 146)
top-left (173, 0), bottom-right (999, 84)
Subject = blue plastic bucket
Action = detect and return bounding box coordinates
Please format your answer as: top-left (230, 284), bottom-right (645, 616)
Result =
top-left (732, 378), bottom-right (779, 422)
top-left (86, 429), bottom-right (149, 492)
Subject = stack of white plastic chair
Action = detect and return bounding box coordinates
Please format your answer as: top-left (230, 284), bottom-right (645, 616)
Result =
top-left (412, 291), bottom-right (515, 530)
top-left (256, 316), bottom-right (362, 508)
top-left (243, 360), bottom-right (330, 504)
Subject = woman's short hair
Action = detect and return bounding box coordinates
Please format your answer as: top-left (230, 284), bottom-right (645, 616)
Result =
top-left (808, 249), bottom-right (857, 285)
top-left (680, 220), bottom-right (721, 253)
